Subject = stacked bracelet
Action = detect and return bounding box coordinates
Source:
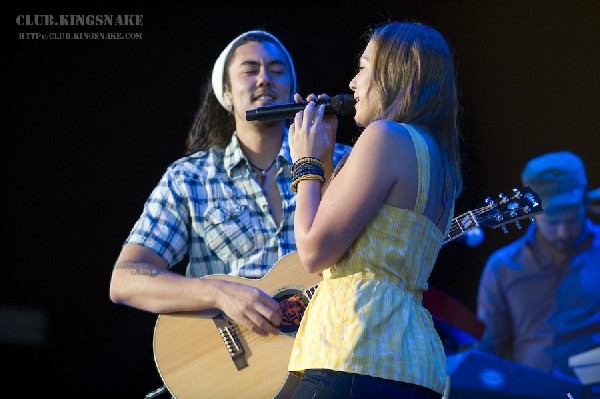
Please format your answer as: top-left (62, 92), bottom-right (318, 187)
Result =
top-left (291, 157), bottom-right (325, 193)
top-left (291, 157), bottom-right (323, 173)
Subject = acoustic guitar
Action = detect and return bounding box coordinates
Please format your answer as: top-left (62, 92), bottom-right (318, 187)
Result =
top-left (152, 187), bottom-right (543, 398)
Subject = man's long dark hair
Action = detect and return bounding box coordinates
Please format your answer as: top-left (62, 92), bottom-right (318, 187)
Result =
top-left (184, 75), bottom-right (234, 155)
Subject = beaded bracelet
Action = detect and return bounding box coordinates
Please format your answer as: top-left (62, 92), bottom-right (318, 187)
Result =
top-left (291, 157), bottom-right (325, 193)
top-left (292, 157), bottom-right (323, 173)
top-left (290, 173), bottom-right (325, 193)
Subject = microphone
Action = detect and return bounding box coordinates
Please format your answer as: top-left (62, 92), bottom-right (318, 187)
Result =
top-left (246, 94), bottom-right (356, 121)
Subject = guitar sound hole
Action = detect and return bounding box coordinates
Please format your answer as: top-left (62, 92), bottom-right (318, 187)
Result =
top-left (276, 289), bottom-right (309, 334)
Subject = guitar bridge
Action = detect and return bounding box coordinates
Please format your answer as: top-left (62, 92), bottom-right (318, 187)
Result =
top-left (212, 314), bottom-right (248, 371)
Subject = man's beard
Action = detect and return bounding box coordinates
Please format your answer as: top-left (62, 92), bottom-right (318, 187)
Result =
top-left (549, 239), bottom-right (574, 252)
top-left (539, 233), bottom-right (575, 253)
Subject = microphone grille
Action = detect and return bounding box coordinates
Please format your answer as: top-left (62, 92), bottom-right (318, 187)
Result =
top-left (330, 94), bottom-right (356, 117)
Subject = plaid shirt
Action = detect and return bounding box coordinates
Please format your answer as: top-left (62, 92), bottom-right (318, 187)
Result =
top-left (126, 132), bottom-right (351, 278)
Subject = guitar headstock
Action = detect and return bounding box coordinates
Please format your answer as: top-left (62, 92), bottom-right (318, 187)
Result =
top-left (475, 187), bottom-right (543, 233)
top-left (446, 187), bottom-right (544, 244)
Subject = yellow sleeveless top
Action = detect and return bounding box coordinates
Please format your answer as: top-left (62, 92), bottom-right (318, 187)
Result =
top-left (288, 124), bottom-right (453, 394)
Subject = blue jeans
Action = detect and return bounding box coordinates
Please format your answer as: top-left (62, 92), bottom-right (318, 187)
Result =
top-left (289, 369), bottom-right (442, 399)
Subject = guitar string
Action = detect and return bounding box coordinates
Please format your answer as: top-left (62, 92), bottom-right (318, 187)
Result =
top-left (447, 209), bottom-right (537, 236)
top-left (227, 206), bottom-right (532, 346)
top-left (446, 195), bottom-right (538, 238)
top-left (447, 208), bottom-right (525, 236)
top-left (230, 204), bottom-right (531, 341)
top-left (231, 195), bottom-right (536, 340)
top-left (183, 195), bottom-right (537, 381)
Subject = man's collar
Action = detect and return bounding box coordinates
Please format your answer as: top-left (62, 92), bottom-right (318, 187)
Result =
top-left (223, 131), bottom-right (292, 177)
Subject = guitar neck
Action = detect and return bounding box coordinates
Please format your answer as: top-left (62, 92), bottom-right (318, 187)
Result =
top-left (445, 210), bottom-right (478, 244)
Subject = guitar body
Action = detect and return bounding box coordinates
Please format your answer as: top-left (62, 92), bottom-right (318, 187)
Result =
top-left (153, 251), bottom-right (319, 399)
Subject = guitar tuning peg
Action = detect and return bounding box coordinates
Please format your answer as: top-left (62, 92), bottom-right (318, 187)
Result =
top-left (485, 197), bottom-right (494, 206)
top-left (524, 192), bottom-right (540, 208)
top-left (515, 221), bottom-right (522, 229)
top-left (502, 225), bottom-right (508, 234)
top-left (512, 188), bottom-right (522, 198)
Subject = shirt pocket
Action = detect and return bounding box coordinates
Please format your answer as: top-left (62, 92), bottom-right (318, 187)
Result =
top-left (202, 200), bottom-right (256, 262)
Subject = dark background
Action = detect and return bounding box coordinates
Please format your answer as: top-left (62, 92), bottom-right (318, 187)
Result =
top-left (6, 2), bottom-right (599, 396)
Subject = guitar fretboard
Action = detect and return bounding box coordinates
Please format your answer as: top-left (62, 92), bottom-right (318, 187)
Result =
top-left (446, 211), bottom-right (478, 243)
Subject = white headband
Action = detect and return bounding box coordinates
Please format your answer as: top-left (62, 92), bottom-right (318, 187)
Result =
top-left (211, 30), bottom-right (297, 110)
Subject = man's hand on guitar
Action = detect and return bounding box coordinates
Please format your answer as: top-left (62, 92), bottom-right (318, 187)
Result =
top-left (215, 280), bottom-right (282, 336)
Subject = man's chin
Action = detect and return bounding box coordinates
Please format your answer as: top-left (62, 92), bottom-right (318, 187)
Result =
top-left (256, 119), bottom-right (284, 128)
